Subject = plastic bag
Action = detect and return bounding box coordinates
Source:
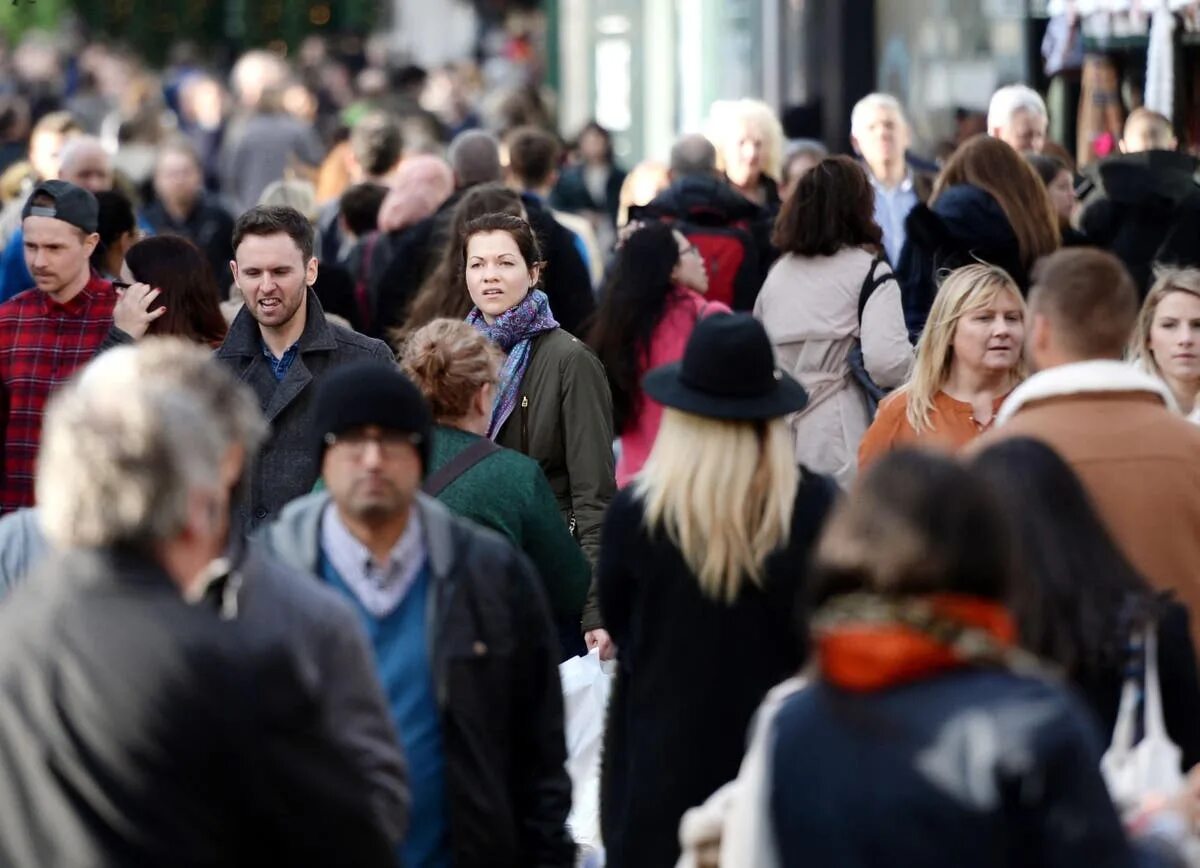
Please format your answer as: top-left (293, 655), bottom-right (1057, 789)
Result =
top-left (559, 647), bottom-right (613, 858)
top-left (1101, 623), bottom-right (1184, 814)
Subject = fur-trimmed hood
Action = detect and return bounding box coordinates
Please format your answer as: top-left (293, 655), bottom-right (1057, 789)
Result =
top-left (996, 360), bottom-right (1177, 426)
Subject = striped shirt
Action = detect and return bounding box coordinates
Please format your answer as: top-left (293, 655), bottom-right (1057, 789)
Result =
top-left (0, 275), bottom-right (116, 513)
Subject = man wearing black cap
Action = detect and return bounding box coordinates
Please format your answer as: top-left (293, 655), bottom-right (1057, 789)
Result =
top-left (0, 180), bottom-right (116, 513)
top-left (257, 362), bottom-right (574, 868)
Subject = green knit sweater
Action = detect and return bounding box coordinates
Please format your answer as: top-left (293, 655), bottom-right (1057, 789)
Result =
top-left (428, 425), bottom-right (591, 621)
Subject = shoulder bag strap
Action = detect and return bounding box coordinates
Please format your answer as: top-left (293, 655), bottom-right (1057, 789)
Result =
top-left (857, 255), bottom-right (894, 325)
top-left (421, 438), bottom-right (501, 497)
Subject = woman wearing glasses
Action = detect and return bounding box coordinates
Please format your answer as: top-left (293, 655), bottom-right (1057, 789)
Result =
top-left (588, 222), bottom-right (729, 488)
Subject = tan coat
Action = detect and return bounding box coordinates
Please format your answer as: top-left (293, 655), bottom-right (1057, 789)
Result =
top-left (754, 248), bottom-right (913, 487)
top-left (974, 361), bottom-right (1200, 648)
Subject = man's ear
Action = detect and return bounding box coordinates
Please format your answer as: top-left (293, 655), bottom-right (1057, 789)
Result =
top-left (1118, 138), bottom-right (1129, 154)
top-left (305, 256), bottom-right (319, 287)
top-left (850, 134), bottom-right (862, 156)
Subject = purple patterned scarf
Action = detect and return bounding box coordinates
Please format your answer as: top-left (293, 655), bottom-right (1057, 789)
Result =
top-left (467, 289), bottom-right (559, 439)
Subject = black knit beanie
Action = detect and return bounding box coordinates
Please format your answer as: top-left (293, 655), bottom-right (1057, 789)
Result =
top-left (313, 362), bottom-right (433, 471)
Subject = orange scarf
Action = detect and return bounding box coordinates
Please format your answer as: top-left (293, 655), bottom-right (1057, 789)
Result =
top-left (814, 593), bottom-right (1022, 692)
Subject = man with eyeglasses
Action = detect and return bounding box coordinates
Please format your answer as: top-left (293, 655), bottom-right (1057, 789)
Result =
top-left (258, 361), bottom-right (574, 868)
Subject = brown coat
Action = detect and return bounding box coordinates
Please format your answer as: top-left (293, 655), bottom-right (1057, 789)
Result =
top-left (973, 361), bottom-right (1200, 648)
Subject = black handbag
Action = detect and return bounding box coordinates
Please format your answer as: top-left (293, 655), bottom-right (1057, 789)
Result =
top-left (848, 255), bottom-right (895, 418)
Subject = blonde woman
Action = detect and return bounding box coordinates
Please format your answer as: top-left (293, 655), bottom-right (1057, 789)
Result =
top-left (708, 99), bottom-right (785, 209)
top-left (597, 313), bottom-right (837, 868)
top-left (1129, 268), bottom-right (1200, 421)
top-left (859, 264), bottom-right (1026, 467)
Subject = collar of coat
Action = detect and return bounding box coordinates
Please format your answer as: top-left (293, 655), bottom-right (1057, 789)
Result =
top-left (996, 359), bottom-right (1177, 426)
top-left (218, 287), bottom-right (337, 358)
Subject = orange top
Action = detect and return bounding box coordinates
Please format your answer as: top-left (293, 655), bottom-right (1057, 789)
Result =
top-left (858, 389), bottom-right (1010, 469)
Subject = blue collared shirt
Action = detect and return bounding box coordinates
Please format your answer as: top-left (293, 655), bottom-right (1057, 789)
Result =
top-left (871, 172), bottom-right (919, 266)
top-left (261, 341), bottom-right (300, 381)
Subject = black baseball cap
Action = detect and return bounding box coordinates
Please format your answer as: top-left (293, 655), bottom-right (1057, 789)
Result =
top-left (21, 180), bottom-right (99, 234)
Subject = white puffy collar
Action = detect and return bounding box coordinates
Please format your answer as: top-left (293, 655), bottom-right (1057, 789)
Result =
top-left (996, 360), bottom-right (1177, 426)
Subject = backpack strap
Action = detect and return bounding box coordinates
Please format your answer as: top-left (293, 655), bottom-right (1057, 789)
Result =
top-left (421, 438), bottom-right (501, 497)
top-left (857, 255), bottom-right (894, 325)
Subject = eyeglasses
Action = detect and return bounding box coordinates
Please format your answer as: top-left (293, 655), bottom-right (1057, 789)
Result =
top-left (680, 244), bottom-right (701, 258)
top-left (324, 430), bottom-right (423, 459)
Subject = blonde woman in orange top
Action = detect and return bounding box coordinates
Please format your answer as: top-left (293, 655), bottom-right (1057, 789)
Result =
top-left (859, 263), bottom-right (1027, 467)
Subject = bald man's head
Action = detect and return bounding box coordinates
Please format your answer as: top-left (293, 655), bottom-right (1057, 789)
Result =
top-left (58, 137), bottom-right (113, 194)
top-left (669, 134), bottom-right (718, 179)
top-left (1121, 108), bottom-right (1177, 154)
top-left (447, 130), bottom-right (502, 190)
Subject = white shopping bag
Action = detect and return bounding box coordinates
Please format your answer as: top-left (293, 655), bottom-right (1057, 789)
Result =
top-left (1101, 623), bottom-right (1184, 813)
top-left (559, 648), bottom-right (613, 857)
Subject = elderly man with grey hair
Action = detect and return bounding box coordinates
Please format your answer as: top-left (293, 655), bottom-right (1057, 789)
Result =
top-left (0, 339), bottom-right (408, 867)
top-left (850, 93), bottom-right (933, 265)
top-left (988, 84), bottom-right (1049, 154)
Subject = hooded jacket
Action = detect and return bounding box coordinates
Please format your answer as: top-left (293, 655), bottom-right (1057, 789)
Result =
top-left (634, 176), bottom-right (775, 310)
top-left (1080, 150), bottom-right (1200, 296)
top-left (896, 184), bottom-right (1025, 339)
top-left (257, 492), bottom-right (575, 868)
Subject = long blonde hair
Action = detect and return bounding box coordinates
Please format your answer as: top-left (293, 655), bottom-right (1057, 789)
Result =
top-left (903, 263), bottom-right (1027, 434)
top-left (1128, 267), bottom-right (1200, 377)
top-left (634, 408), bottom-right (798, 603)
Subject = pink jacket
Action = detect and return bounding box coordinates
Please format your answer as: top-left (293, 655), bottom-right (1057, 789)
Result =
top-left (616, 289), bottom-right (730, 487)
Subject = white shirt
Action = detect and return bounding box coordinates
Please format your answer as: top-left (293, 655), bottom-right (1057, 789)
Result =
top-left (870, 171), bottom-right (919, 266)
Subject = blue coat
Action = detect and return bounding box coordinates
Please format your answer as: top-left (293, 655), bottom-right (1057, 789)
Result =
top-left (770, 668), bottom-right (1139, 867)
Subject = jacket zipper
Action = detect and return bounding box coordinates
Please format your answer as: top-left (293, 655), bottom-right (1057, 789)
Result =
top-left (520, 395), bottom-right (530, 454)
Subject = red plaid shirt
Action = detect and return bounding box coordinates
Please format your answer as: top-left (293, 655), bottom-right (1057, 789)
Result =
top-left (0, 275), bottom-right (116, 513)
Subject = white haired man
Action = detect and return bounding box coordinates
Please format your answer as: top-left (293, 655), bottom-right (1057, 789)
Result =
top-left (850, 93), bottom-right (933, 265)
top-left (0, 339), bottom-right (408, 866)
top-left (988, 84), bottom-right (1049, 153)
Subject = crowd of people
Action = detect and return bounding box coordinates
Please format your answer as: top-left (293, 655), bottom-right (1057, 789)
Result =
top-left (2, 27), bottom-right (1200, 868)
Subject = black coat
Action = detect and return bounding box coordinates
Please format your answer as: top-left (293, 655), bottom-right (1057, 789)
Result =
top-left (216, 290), bottom-right (394, 533)
top-left (598, 471), bottom-right (837, 868)
top-left (140, 195), bottom-right (236, 292)
top-left (770, 668), bottom-right (1138, 867)
top-left (896, 183), bottom-right (1027, 339)
top-left (551, 162), bottom-right (626, 227)
top-left (1079, 150), bottom-right (1200, 297)
top-left (259, 492), bottom-right (576, 868)
top-left (0, 547), bottom-right (402, 867)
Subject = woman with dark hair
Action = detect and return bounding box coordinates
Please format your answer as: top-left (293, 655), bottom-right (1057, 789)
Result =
top-left (768, 450), bottom-right (1155, 866)
top-left (972, 437), bottom-right (1200, 768)
top-left (113, 235), bottom-right (228, 347)
top-left (90, 190), bottom-right (139, 283)
top-left (588, 222), bottom-right (729, 486)
top-left (460, 211), bottom-right (617, 654)
top-left (551, 121), bottom-right (626, 230)
top-left (897, 134), bottom-right (1061, 337)
top-left (397, 184), bottom-right (525, 346)
top-left (754, 155), bottom-right (912, 487)
top-left (1025, 151), bottom-right (1088, 246)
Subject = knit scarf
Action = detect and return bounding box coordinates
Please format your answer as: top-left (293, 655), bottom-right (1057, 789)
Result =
top-left (812, 592), bottom-right (1039, 692)
top-left (467, 289), bottom-right (559, 440)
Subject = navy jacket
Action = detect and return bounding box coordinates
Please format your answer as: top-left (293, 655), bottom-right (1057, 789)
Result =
top-left (771, 669), bottom-right (1138, 868)
top-left (896, 184), bottom-right (1025, 339)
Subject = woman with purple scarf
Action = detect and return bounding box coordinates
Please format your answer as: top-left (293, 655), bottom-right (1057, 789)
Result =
top-left (463, 212), bottom-right (617, 655)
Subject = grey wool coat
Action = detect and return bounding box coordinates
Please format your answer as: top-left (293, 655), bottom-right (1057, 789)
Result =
top-left (217, 288), bottom-right (394, 534)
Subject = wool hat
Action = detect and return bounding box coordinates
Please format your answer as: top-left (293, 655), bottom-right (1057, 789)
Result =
top-left (21, 180), bottom-right (100, 234)
top-left (642, 312), bottom-right (809, 420)
top-left (313, 362), bottom-right (433, 469)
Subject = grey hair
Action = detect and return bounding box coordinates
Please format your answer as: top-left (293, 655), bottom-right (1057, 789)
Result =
top-left (850, 93), bottom-right (908, 140)
top-left (669, 134), bottom-right (718, 177)
top-left (58, 135), bottom-right (110, 175)
top-left (38, 347), bottom-right (227, 549)
top-left (987, 85), bottom-right (1047, 134)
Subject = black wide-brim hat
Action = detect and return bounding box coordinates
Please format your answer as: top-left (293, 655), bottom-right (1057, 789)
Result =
top-left (642, 312), bottom-right (809, 421)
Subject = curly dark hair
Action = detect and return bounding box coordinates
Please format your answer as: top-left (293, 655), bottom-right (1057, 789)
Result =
top-left (771, 155), bottom-right (882, 257)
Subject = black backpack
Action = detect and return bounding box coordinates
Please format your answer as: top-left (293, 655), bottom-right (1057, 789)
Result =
top-left (847, 256), bottom-right (896, 418)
